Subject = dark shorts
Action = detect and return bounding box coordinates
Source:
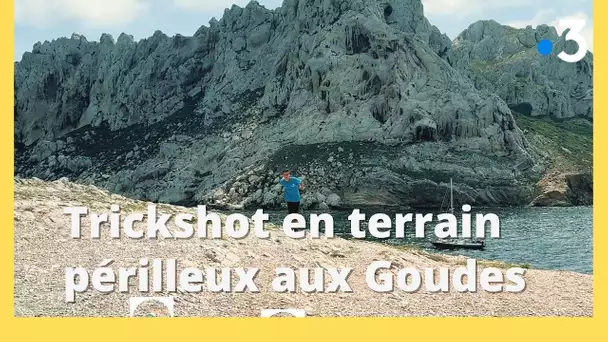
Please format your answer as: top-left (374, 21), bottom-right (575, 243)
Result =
top-left (287, 201), bottom-right (300, 214)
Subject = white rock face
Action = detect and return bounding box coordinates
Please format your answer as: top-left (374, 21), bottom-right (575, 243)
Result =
top-left (15, 1), bottom-right (515, 148)
top-left (446, 20), bottom-right (593, 119)
top-left (15, 0), bottom-right (562, 208)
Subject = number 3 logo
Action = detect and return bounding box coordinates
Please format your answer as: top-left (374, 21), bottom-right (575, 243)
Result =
top-left (557, 19), bottom-right (588, 63)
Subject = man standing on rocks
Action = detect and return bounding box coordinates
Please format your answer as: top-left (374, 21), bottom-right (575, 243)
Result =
top-left (279, 169), bottom-right (303, 214)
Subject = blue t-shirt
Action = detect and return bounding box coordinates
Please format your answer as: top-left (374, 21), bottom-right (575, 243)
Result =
top-left (280, 177), bottom-right (302, 202)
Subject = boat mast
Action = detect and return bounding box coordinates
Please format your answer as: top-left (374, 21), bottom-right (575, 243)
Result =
top-left (450, 178), bottom-right (454, 214)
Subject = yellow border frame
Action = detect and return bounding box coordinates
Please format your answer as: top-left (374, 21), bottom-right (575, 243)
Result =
top-left (2, 1), bottom-right (605, 341)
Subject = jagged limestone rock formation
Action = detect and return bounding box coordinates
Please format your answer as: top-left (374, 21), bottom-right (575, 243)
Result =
top-left (446, 20), bottom-right (593, 119)
top-left (14, 0), bottom-right (548, 208)
top-left (443, 20), bottom-right (594, 206)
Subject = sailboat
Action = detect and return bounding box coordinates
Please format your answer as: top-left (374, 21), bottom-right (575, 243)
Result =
top-left (430, 178), bottom-right (485, 250)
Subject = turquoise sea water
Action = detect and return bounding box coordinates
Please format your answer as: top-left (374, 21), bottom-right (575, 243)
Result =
top-left (253, 206), bottom-right (593, 274)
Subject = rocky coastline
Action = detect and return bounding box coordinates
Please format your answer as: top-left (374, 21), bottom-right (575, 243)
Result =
top-left (13, 178), bottom-right (592, 317)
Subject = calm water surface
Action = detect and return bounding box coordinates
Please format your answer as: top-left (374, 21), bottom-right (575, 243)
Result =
top-left (251, 206), bottom-right (593, 274)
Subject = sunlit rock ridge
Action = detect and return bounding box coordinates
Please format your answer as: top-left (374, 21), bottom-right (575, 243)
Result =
top-left (14, 0), bottom-right (592, 208)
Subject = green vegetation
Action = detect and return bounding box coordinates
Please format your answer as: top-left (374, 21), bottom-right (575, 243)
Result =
top-left (514, 113), bottom-right (593, 170)
top-left (470, 60), bottom-right (500, 71)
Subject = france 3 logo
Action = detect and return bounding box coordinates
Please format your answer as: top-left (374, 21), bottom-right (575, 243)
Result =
top-left (128, 296), bottom-right (306, 317)
top-left (537, 18), bottom-right (590, 63)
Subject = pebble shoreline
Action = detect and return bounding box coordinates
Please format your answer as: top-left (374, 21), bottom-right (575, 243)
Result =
top-left (14, 178), bottom-right (592, 317)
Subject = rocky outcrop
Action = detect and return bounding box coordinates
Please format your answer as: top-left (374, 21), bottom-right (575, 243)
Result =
top-left (14, 0), bottom-right (453, 147)
top-left (446, 20), bottom-right (593, 119)
top-left (14, 0), bottom-right (575, 209)
top-left (565, 171), bottom-right (593, 205)
top-left (443, 20), bottom-right (594, 206)
top-left (529, 170), bottom-right (592, 207)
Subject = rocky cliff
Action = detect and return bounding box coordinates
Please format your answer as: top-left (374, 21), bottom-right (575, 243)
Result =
top-left (446, 20), bottom-right (593, 119)
top-left (14, 0), bottom-right (591, 209)
top-left (441, 20), bottom-right (593, 206)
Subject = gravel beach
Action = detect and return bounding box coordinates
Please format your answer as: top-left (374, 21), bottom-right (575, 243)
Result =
top-left (14, 178), bottom-right (593, 317)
